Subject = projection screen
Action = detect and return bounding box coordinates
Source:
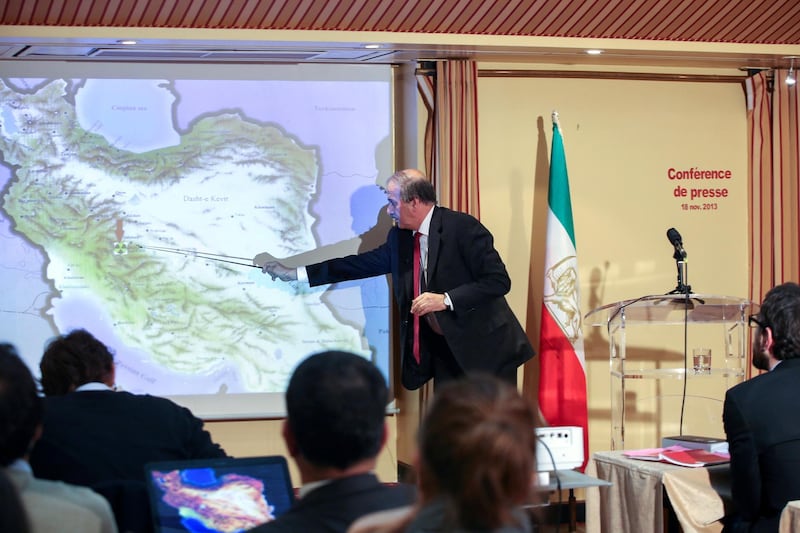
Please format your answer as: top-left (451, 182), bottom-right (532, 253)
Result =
top-left (0, 61), bottom-right (394, 418)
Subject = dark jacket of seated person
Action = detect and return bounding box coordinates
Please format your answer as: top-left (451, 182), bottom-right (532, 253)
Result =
top-left (247, 350), bottom-right (415, 533)
top-left (723, 282), bottom-right (800, 533)
top-left (29, 329), bottom-right (227, 487)
top-left (251, 473), bottom-right (415, 533)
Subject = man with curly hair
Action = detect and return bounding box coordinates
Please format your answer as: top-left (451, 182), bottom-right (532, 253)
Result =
top-left (724, 282), bottom-right (800, 532)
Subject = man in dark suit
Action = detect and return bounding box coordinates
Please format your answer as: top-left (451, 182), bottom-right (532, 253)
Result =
top-left (258, 169), bottom-right (534, 389)
top-left (29, 328), bottom-right (227, 533)
top-left (248, 350), bottom-right (414, 533)
top-left (723, 282), bottom-right (800, 533)
top-left (30, 329), bottom-right (227, 487)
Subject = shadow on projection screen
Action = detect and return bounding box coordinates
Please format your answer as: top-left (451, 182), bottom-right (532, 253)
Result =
top-left (0, 62), bottom-right (394, 418)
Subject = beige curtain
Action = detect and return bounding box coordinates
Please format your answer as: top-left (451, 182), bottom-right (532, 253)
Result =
top-left (411, 59), bottom-right (481, 409)
top-left (746, 69), bottom-right (800, 375)
top-left (434, 60), bottom-right (481, 216)
top-left (417, 60), bottom-right (481, 214)
top-left (416, 69), bottom-right (436, 181)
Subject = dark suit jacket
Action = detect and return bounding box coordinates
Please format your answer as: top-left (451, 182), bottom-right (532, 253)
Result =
top-left (248, 473), bottom-right (415, 533)
top-left (306, 206), bottom-right (535, 389)
top-left (30, 390), bottom-right (227, 487)
top-left (723, 357), bottom-right (800, 533)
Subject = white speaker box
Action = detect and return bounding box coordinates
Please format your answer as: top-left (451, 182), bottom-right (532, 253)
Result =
top-left (536, 426), bottom-right (584, 471)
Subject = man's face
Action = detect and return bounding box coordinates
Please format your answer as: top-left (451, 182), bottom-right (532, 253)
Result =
top-left (751, 326), bottom-right (771, 371)
top-left (385, 181), bottom-right (417, 230)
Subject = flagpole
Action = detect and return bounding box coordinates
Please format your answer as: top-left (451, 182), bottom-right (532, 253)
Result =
top-left (538, 110), bottom-right (589, 470)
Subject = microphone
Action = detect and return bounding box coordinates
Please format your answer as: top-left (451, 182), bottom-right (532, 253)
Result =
top-left (666, 227), bottom-right (687, 259)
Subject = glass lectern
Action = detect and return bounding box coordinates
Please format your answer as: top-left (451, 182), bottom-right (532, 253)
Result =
top-left (585, 294), bottom-right (755, 450)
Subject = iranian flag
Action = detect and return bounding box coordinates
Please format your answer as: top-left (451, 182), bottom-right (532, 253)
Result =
top-left (538, 112), bottom-right (588, 469)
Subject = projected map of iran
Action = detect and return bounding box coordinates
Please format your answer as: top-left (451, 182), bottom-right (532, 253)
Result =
top-left (0, 78), bottom-right (369, 394)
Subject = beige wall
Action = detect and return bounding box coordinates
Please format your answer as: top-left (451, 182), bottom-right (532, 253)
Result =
top-left (477, 64), bottom-right (749, 455)
top-left (209, 63), bottom-right (750, 470)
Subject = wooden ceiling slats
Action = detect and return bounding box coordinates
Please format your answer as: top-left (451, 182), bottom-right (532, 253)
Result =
top-left (465, 0), bottom-right (518, 35)
top-left (319, 2), bottom-right (353, 29)
top-left (769, 5), bottom-right (800, 45)
top-left (256, 1), bottom-right (289, 30)
top-left (428, 0), bottom-right (471, 34)
top-left (44, 0), bottom-right (66, 25)
top-left (688, 0), bottom-right (746, 43)
top-left (582, 0), bottom-right (633, 37)
top-left (0, 0), bottom-right (11, 21)
top-left (2, 0), bottom-right (799, 45)
top-left (482, 0), bottom-right (529, 35)
top-left (229, 0), bottom-right (259, 29)
top-left (58, 0), bottom-right (82, 26)
top-left (101, 0), bottom-right (128, 27)
top-left (744, 3), bottom-right (800, 44)
top-left (363, 0), bottom-right (404, 32)
top-left (554, 0), bottom-right (602, 38)
top-left (666, 0), bottom-right (727, 41)
top-left (338, 1), bottom-right (376, 32)
top-left (178, 0), bottom-right (206, 27)
top-left (30, 0), bottom-right (52, 24)
top-left (139, 0), bottom-right (168, 27)
top-left (710, 2), bottom-right (767, 43)
top-left (519, 0), bottom-right (565, 36)
top-left (641, 0), bottom-right (694, 40)
top-left (270, 0), bottom-right (304, 29)
top-left (160, 0), bottom-right (184, 27)
top-left (608, 0), bottom-right (667, 38)
top-left (627, 0), bottom-right (679, 39)
top-left (441, 0), bottom-right (489, 34)
top-left (287, 0), bottom-right (324, 30)
top-left (248, 1), bottom-right (277, 28)
top-left (206, 0), bottom-right (238, 28)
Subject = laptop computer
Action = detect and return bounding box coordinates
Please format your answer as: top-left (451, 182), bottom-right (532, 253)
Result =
top-left (144, 455), bottom-right (296, 533)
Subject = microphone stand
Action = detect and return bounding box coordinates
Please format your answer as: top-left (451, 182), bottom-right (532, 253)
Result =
top-left (666, 248), bottom-right (704, 304)
top-left (668, 249), bottom-right (691, 296)
top-left (666, 247), bottom-right (691, 436)
top-left (662, 231), bottom-right (707, 437)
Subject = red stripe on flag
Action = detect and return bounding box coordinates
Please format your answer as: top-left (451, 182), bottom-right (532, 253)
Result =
top-left (538, 303), bottom-right (589, 469)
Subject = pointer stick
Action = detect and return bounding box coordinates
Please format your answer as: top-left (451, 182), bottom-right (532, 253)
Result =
top-left (134, 244), bottom-right (260, 268)
top-left (135, 244), bottom-right (254, 261)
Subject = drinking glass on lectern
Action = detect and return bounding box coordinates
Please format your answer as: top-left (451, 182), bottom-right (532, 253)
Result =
top-left (693, 348), bottom-right (712, 374)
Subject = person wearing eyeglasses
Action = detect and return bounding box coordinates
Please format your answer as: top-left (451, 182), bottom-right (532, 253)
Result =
top-left (723, 282), bottom-right (800, 533)
top-left (257, 169), bottom-right (534, 391)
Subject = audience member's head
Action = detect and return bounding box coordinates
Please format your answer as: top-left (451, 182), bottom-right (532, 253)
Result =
top-left (416, 374), bottom-right (537, 530)
top-left (753, 282), bottom-right (800, 368)
top-left (40, 329), bottom-right (115, 395)
top-left (0, 343), bottom-right (43, 467)
top-left (0, 468), bottom-right (30, 533)
top-left (284, 350), bottom-right (387, 476)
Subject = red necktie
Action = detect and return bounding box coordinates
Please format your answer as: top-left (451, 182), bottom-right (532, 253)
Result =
top-left (412, 232), bottom-right (422, 363)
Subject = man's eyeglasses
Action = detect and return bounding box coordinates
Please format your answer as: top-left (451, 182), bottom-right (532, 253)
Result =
top-left (748, 314), bottom-right (768, 330)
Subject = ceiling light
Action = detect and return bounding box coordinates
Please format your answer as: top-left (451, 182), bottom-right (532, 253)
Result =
top-left (117, 40), bottom-right (137, 45)
top-left (364, 44), bottom-right (381, 49)
top-left (787, 57), bottom-right (797, 87)
top-left (586, 49), bottom-right (603, 55)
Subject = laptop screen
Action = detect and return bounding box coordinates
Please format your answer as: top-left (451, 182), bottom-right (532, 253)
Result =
top-left (144, 455), bottom-right (296, 533)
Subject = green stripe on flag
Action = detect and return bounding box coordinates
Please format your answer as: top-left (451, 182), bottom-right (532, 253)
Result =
top-left (548, 122), bottom-right (576, 247)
